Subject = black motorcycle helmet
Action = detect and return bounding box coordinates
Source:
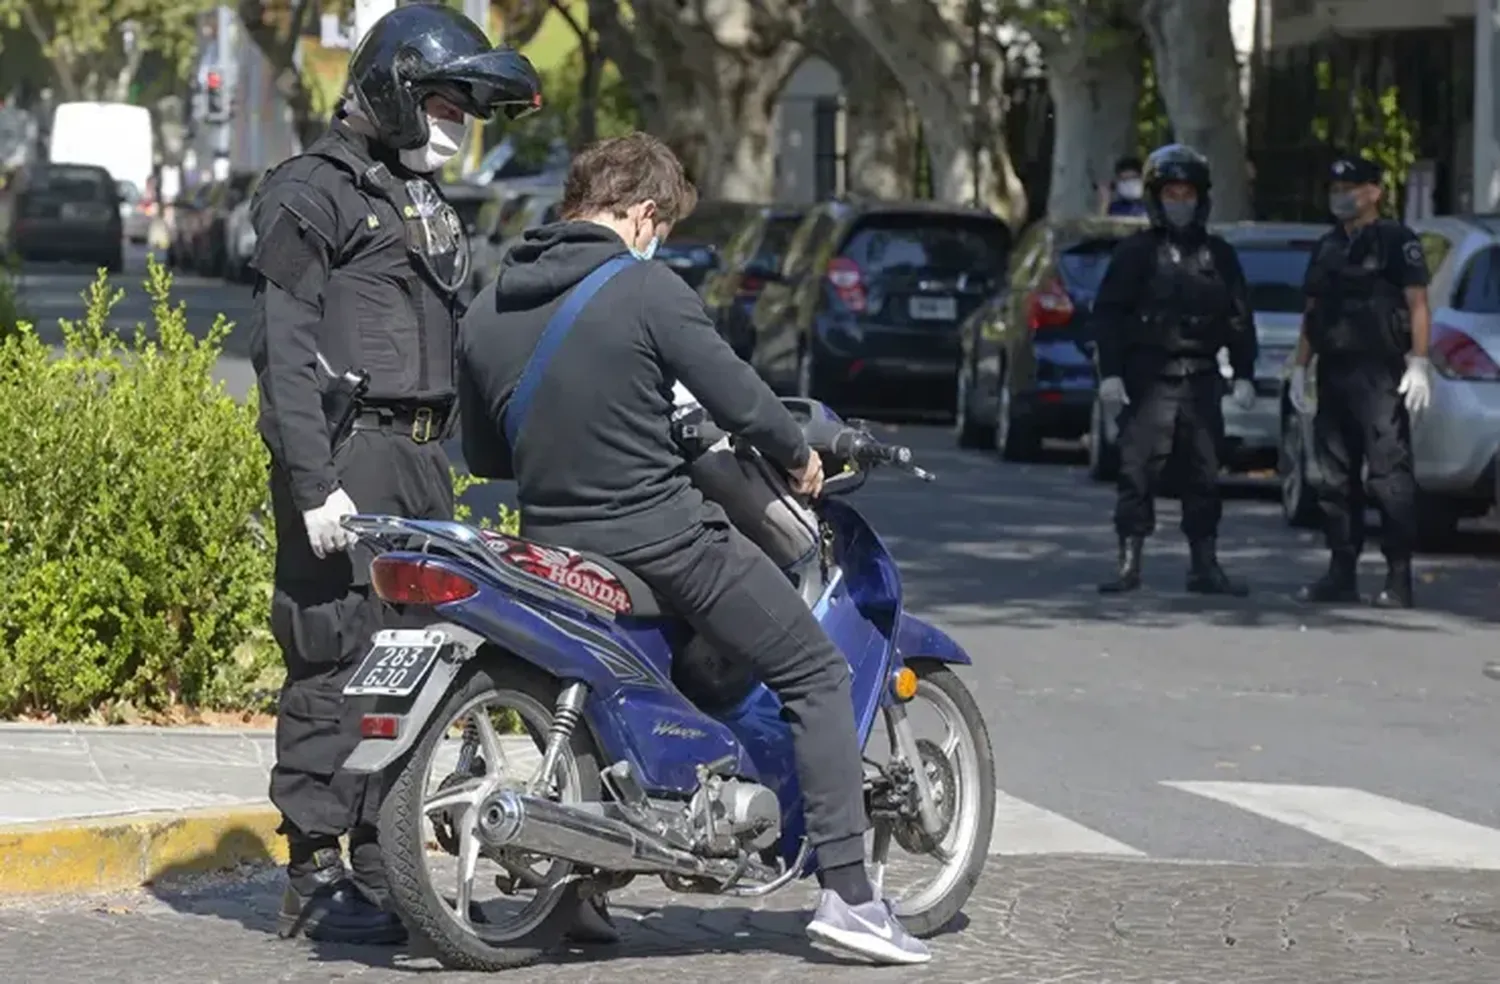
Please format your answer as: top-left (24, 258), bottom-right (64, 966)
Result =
top-left (347, 3), bottom-right (542, 152)
top-left (1142, 143), bottom-right (1212, 230)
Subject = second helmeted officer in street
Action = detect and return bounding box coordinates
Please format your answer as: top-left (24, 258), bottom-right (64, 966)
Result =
top-left (246, 4), bottom-right (541, 945)
top-left (1094, 144), bottom-right (1259, 595)
top-left (1288, 154), bottom-right (1431, 609)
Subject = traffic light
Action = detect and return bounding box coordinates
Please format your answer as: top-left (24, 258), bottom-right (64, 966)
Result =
top-left (205, 70), bottom-right (226, 122)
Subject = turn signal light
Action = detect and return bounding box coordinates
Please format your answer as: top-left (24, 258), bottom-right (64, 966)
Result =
top-left (361, 714), bottom-right (400, 739)
top-left (890, 667), bottom-right (919, 702)
top-left (370, 556), bottom-right (479, 606)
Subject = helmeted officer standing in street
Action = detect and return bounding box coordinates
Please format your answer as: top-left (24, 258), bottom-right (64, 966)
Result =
top-left (246, 4), bottom-right (542, 944)
top-left (1094, 144), bottom-right (1259, 595)
top-left (1289, 154), bottom-right (1430, 609)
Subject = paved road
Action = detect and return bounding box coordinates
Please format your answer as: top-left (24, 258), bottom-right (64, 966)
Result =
top-left (7, 263), bottom-right (1500, 980)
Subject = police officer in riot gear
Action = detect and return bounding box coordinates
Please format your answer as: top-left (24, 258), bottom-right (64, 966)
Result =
top-left (1290, 154), bottom-right (1430, 609)
top-left (247, 4), bottom-right (542, 944)
top-left (1094, 144), bottom-right (1259, 595)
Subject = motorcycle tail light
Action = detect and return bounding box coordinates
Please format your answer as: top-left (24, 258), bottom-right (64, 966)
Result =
top-left (371, 557), bottom-right (478, 605)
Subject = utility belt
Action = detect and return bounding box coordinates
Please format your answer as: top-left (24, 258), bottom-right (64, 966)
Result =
top-left (349, 401), bottom-right (455, 444)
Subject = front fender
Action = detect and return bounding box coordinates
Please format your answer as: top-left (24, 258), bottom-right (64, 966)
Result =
top-left (895, 613), bottom-right (971, 666)
top-left (343, 622), bottom-right (487, 774)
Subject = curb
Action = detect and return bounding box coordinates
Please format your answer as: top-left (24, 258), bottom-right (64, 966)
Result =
top-left (0, 806), bottom-right (287, 896)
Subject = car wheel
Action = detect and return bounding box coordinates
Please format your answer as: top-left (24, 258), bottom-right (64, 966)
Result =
top-left (104, 251), bottom-right (124, 274)
top-left (994, 371), bottom-right (1042, 463)
top-left (1086, 397), bottom-right (1120, 482)
top-left (1414, 495), bottom-right (1462, 550)
top-left (1278, 403), bottom-right (1321, 528)
top-left (954, 369), bottom-right (995, 450)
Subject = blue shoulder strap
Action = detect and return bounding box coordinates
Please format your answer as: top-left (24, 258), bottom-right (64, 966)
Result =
top-left (502, 253), bottom-right (637, 448)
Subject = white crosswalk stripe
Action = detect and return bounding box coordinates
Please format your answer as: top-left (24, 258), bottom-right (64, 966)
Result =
top-left (983, 780), bottom-right (1500, 869)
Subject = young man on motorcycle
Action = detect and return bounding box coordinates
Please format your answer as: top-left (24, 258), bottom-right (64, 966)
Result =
top-left (457, 131), bottom-right (932, 964)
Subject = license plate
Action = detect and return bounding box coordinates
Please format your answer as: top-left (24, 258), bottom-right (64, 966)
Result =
top-left (60, 203), bottom-right (106, 221)
top-left (343, 628), bottom-right (446, 697)
top-left (908, 295), bottom-right (957, 321)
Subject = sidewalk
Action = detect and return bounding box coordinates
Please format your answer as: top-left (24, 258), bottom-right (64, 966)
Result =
top-left (0, 723), bottom-right (281, 895)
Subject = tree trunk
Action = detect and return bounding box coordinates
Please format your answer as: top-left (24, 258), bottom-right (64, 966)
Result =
top-left (810, 7), bottom-right (913, 199)
top-left (591, 0), bottom-right (801, 201)
top-left (1039, 24), bottom-right (1143, 219)
top-left (1140, 0), bottom-right (1251, 220)
top-left (574, 40), bottom-right (601, 147)
top-left (237, 0), bottom-right (324, 154)
top-left (828, 0), bottom-right (1026, 225)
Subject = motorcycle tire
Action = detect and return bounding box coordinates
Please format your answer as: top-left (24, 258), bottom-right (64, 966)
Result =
top-left (379, 657), bottom-right (601, 971)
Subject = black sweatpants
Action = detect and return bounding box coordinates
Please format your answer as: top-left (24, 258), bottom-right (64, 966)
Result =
top-left (267, 430), bottom-right (453, 868)
top-left (552, 504), bottom-right (870, 871)
top-left (1313, 357), bottom-right (1417, 560)
top-left (1114, 371), bottom-right (1224, 540)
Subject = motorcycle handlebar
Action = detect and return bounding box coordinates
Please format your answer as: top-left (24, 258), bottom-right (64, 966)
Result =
top-left (828, 428), bottom-right (932, 480)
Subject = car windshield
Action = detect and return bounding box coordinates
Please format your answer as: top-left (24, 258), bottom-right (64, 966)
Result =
top-left (1058, 238), bottom-right (1126, 293)
top-left (840, 214), bottom-right (1010, 284)
top-left (1235, 244), bottom-right (1314, 313)
top-left (30, 166), bottom-right (111, 202)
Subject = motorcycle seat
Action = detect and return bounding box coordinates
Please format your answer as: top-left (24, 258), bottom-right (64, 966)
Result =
top-left (480, 531), bottom-right (670, 619)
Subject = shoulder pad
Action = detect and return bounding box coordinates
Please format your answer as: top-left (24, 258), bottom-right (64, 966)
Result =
top-left (252, 158), bottom-right (346, 249)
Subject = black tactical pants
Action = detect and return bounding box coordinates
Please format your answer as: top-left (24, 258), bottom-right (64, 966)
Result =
top-left (1312, 357), bottom-right (1417, 560)
top-left (268, 430), bottom-right (453, 895)
top-left (1114, 371), bottom-right (1224, 540)
top-left (546, 503), bottom-right (870, 872)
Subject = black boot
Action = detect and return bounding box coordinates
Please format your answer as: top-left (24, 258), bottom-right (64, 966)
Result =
top-left (1185, 537), bottom-right (1249, 596)
top-left (1098, 536), bottom-right (1144, 593)
top-left (1371, 557), bottom-right (1414, 609)
top-left (1295, 552), bottom-right (1360, 604)
top-left (278, 842), bottom-right (406, 945)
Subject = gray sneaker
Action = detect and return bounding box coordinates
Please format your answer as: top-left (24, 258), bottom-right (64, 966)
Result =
top-left (805, 889), bottom-right (931, 965)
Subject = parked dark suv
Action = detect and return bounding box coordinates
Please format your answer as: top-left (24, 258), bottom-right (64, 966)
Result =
top-left (953, 215), bottom-right (1147, 459)
top-left (5, 162), bottom-right (124, 272)
top-left (701, 204), bottom-right (807, 359)
top-left (747, 199), bottom-right (1012, 417)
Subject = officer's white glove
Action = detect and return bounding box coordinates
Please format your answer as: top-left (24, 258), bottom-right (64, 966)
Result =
top-left (1287, 365), bottom-right (1313, 416)
top-left (1398, 355), bottom-right (1431, 414)
top-left (1097, 376), bottom-right (1129, 408)
top-left (302, 488), bottom-right (358, 559)
top-left (1231, 379), bottom-right (1256, 411)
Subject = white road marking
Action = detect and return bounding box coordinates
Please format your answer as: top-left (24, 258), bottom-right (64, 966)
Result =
top-left (1163, 780), bottom-right (1500, 869)
top-left (989, 790), bottom-right (1145, 857)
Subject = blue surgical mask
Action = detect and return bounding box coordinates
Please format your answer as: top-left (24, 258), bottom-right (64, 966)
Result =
top-left (630, 236), bottom-right (659, 261)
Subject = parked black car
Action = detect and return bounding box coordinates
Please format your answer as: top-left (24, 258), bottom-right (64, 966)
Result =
top-left (701, 204), bottom-right (807, 359)
top-left (656, 200), bottom-right (761, 291)
top-left (747, 199), bottom-right (1012, 418)
top-left (953, 215), bottom-right (1148, 459)
top-left (5, 162), bottom-right (124, 272)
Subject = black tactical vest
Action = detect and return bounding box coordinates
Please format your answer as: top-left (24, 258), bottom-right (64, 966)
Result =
top-left (304, 130), bottom-right (469, 406)
top-left (1304, 227), bottom-right (1407, 360)
top-left (1135, 237), bottom-right (1234, 359)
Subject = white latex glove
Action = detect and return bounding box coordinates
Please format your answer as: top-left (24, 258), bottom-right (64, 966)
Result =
top-left (1231, 379), bottom-right (1256, 411)
top-left (1288, 365), bottom-right (1312, 416)
top-left (1097, 376), bottom-right (1129, 407)
top-left (302, 488), bottom-right (358, 559)
top-left (1398, 355), bottom-right (1431, 414)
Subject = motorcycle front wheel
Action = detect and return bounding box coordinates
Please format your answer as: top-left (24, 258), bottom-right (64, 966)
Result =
top-left (379, 659), bottom-right (600, 971)
top-left (868, 660), bottom-right (996, 938)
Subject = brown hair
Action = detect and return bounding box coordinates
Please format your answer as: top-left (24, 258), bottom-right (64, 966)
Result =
top-left (559, 132), bottom-right (699, 226)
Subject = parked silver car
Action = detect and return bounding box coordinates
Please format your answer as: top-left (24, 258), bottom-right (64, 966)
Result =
top-left (1086, 222), bottom-right (1323, 480)
top-left (1278, 214), bottom-right (1500, 544)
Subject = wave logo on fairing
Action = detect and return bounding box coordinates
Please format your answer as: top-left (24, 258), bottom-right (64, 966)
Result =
top-left (652, 719), bottom-right (707, 740)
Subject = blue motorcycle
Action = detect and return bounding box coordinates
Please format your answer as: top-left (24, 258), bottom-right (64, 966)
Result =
top-left (340, 399), bottom-right (996, 970)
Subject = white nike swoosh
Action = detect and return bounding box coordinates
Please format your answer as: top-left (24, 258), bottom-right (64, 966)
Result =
top-left (846, 909), bottom-right (895, 941)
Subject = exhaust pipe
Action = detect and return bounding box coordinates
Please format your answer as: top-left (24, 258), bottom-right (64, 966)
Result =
top-left (475, 789), bottom-right (713, 878)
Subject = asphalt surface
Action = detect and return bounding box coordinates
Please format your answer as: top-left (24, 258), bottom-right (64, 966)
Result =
top-left (7, 250), bottom-right (1500, 981)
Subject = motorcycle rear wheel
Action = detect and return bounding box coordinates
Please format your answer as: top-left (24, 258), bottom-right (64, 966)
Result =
top-left (379, 658), bottom-right (600, 971)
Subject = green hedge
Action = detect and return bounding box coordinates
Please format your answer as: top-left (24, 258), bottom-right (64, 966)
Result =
top-left (0, 259), bottom-right (517, 721)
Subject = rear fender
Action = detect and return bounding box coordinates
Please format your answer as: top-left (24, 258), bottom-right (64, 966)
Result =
top-left (895, 613), bottom-right (971, 666)
top-left (343, 622), bottom-right (486, 774)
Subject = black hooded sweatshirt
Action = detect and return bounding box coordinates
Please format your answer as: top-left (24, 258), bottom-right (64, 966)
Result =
top-left (458, 221), bottom-right (809, 554)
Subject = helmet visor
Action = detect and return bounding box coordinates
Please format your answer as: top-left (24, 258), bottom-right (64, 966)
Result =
top-left (419, 48), bottom-right (543, 121)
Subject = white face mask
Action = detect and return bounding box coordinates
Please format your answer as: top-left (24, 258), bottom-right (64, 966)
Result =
top-left (1115, 178), bottom-right (1144, 201)
top-left (399, 114), bottom-right (470, 173)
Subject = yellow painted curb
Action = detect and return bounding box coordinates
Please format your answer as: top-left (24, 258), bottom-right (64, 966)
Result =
top-left (0, 806), bottom-right (288, 895)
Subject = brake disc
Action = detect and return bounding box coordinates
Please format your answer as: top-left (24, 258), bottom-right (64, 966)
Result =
top-left (893, 738), bottom-right (957, 855)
